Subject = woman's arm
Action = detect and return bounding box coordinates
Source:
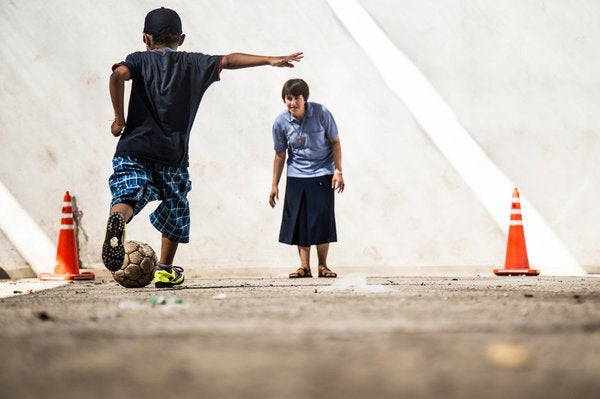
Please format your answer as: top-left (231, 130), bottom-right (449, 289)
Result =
top-left (331, 138), bottom-right (345, 193)
top-left (269, 151), bottom-right (287, 208)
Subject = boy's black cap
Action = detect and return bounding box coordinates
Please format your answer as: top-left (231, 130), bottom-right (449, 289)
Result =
top-left (143, 7), bottom-right (182, 35)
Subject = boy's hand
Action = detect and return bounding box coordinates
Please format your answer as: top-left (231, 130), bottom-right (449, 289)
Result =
top-left (111, 120), bottom-right (125, 137)
top-left (270, 52), bottom-right (304, 68)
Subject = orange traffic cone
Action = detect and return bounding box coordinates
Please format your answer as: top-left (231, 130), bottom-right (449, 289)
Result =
top-left (38, 191), bottom-right (95, 281)
top-left (494, 188), bottom-right (540, 276)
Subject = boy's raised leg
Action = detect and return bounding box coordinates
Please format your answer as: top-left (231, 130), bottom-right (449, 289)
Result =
top-left (102, 212), bottom-right (126, 272)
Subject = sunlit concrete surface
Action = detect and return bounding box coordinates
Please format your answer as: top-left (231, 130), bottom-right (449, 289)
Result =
top-left (0, 274), bottom-right (598, 398)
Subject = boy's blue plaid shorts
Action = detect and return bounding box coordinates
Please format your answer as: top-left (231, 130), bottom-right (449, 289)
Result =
top-left (109, 156), bottom-right (192, 243)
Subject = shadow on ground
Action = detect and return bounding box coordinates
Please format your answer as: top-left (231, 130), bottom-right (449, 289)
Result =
top-left (0, 275), bottom-right (598, 399)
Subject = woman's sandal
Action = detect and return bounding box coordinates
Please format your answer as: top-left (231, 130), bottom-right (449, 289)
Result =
top-left (289, 267), bottom-right (312, 278)
top-left (318, 265), bottom-right (337, 278)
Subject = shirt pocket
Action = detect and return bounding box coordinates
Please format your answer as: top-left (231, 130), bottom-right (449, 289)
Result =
top-left (287, 129), bottom-right (310, 150)
top-left (303, 127), bottom-right (326, 149)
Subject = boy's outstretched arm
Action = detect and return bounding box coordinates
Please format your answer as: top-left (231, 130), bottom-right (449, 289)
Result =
top-left (109, 65), bottom-right (131, 137)
top-left (221, 52), bottom-right (303, 70)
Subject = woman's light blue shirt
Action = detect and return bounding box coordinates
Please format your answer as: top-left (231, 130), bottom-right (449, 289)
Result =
top-left (272, 102), bottom-right (339, 178)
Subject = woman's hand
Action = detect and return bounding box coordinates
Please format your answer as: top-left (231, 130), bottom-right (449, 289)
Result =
top-left (332, 172), bottom-right (345, 193)
top-left (269, 186), bottom-right (279, 208)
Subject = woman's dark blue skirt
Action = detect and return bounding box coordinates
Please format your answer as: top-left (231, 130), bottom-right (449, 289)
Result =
top-left (279, 175), bottom-right (337, 246)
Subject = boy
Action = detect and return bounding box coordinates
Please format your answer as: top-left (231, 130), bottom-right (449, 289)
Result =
top-left (103, 7), bottom-right (303, 287)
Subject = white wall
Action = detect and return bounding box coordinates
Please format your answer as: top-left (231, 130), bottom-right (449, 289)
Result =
top-left (0, 0), bottom-right (597, 276)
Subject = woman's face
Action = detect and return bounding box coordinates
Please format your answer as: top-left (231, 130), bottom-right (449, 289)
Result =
top-left (284, 94), bottom-right (306, 120)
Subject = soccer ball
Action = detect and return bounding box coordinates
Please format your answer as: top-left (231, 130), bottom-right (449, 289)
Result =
top-left (112, 241), bottom-right (157, 288)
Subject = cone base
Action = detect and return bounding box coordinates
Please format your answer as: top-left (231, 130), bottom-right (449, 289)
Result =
top-left (493, 268), bottom-right (540, 276)
top-left (38, 272), bottom-right (95, 281)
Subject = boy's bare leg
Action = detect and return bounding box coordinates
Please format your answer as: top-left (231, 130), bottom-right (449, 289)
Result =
top-left (110, 203), bottom-right (133, 222)
top-left (154, 235), bottom-right (184, 288)
top-left (160, 235), bottom-right (179, 265)
top-left (102, 203), bottom-right (132, 272)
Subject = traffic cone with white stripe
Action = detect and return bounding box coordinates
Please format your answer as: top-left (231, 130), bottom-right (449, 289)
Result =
top-left (493, 188), bottom-right (540, 276)
top-left (38, 191), bottom-right (95, 281)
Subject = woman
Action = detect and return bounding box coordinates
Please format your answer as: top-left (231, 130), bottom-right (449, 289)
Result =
top-left (269, 79), bottom-right (345, 278)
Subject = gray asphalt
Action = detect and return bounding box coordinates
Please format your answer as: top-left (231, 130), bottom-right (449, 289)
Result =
top-left (1, 273), bottom-right (598, 399)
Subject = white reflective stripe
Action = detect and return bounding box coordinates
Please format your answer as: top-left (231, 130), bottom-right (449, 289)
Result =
top-left (512, 198), bottom-right (521, 203)
top-left (510, 221), bottom-right (523, 226)
top-left (326, 0), bottom-right (585, 276)
top-left (61, 225), bottom-right (75, 230)
top-left (511, 210), bottom-right (521, 214)
top-left (63, 202), bottom-right (72, 207)
top-left (62, 213), bottom-right (73, 218)
top-left (0, 181), bottom-right (56, 274)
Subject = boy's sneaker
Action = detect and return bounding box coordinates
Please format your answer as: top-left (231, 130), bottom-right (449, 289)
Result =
top-left (102, 212), bottom-right (126, 272)
top-left (154, 266), bottom-right (185, 288)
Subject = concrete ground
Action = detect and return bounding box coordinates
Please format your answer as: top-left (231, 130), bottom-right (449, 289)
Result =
top-left (0, 272), bottom-right (598, 399)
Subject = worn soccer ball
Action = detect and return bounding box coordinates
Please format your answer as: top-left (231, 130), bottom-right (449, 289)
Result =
top-left (112, 241), bottom-right (157, 288)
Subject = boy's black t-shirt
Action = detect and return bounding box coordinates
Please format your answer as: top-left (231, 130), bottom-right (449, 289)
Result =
top-left (113, 49), bottom-right (223, 167)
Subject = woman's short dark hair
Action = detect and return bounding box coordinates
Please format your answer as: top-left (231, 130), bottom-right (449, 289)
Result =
top-left (281, 79), bottom-right (309, 102)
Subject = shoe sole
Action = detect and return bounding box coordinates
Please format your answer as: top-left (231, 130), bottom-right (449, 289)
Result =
top-left (102, 213), bottom-right (126, 272)
top-left (155, 277), bottom-right (185, 288)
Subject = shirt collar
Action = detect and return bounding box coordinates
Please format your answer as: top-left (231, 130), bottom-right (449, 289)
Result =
top-left (287, 102), bottom-right (312, 123)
